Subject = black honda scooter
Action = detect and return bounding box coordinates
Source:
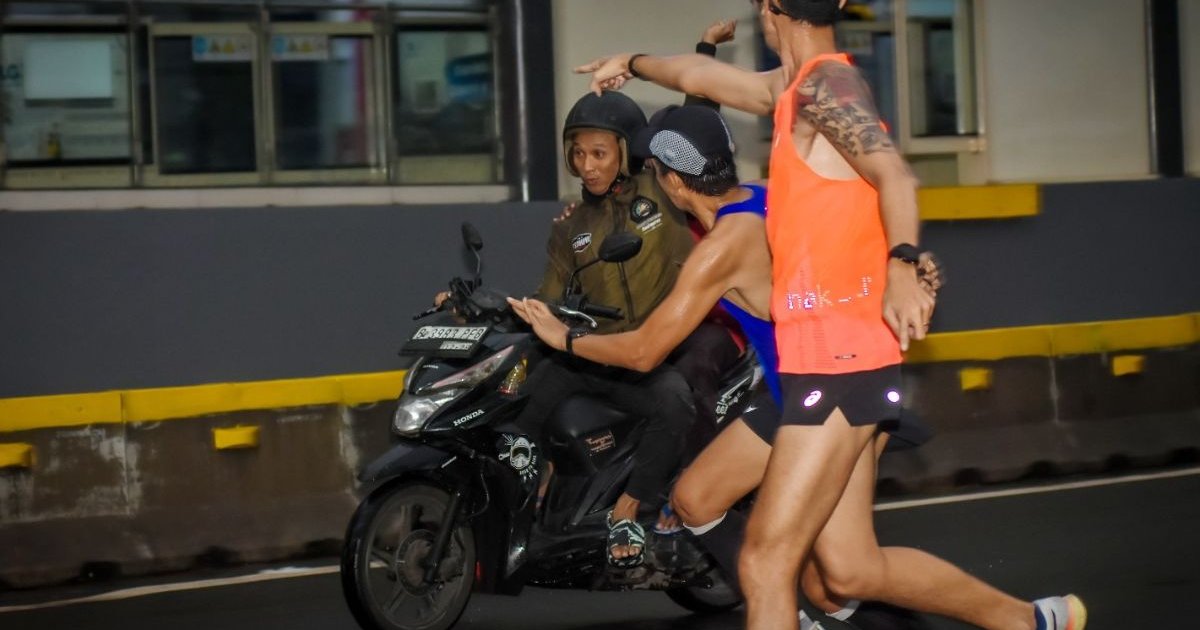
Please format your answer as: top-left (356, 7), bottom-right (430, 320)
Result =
top-left (340, 224), bottom-right (761, 630)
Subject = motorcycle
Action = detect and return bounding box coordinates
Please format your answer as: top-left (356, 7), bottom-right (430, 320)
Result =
top-left (340, 223), bottom-right (762, 630)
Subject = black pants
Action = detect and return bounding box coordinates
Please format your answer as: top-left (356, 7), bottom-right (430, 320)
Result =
top-left (514, 322), bottom-right (739, 504)
top-left (669, 321), bottom-right (743, 465)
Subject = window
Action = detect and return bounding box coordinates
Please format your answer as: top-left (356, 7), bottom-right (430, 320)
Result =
top-left (1, 31), bottom-right (132, 166)
top-left (151, 29), bottom-right (258, 176)
top-left (394, 26), bottom-right (499, 184)
top-left (1, 1), bottom-right (504, 193)
top-left (785, 0), bottom-right (984, 155)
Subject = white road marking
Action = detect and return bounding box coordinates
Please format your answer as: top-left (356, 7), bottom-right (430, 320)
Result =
top-left (4, 466), bottom-right (1198, 613)
top-left (0, 565), bottom-right (339, 614)
top-left (875, 465), bottom-right (1200, 511)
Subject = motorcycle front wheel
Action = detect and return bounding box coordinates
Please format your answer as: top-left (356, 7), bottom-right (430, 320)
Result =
top-left (341, 481), bottom-right (476, 630)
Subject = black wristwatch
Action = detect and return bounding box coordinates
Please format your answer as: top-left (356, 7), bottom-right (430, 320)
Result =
top-left (565, 327), bottom-right (591, 355)
top-left (888, 243), bottom-right (923, 266)
top-left (628, 53), bottom-right (647, 79)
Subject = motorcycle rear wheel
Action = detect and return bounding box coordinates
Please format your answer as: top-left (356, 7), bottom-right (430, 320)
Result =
top-left (664, 567), bottom-right (742, 614)
top-left (341, 481), bottom-right (476, 630)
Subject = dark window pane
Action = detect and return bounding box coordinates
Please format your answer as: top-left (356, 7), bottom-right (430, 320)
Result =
top-left (153, 36), bottom-right (256, 174)
top-left (274, 36), bottom-right (374, 170)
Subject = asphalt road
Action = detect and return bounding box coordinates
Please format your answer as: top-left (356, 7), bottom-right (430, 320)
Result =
top-left (3, 468), bottom-right (1198, 630)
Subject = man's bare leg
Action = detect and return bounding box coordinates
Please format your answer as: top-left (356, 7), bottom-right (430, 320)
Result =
top-left (671, 419), bottom-right (770, 526)
top-left (739, 409), bottom-right (877, 630)
top-left (811, 433), bottom-right (1037, 630)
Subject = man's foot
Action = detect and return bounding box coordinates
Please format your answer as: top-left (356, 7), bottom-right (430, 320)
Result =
top-left (605, 511), bottom-right (646, 567)
top-left (1033, 594), bottom-right (1087, 630)
top-left (653, 503), bottom-right (683, 535)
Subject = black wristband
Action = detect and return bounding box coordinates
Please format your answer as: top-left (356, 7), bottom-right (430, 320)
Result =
top-left (888, 243), bottom-right (923, 265)
top-left (695, 42), bottom-right (717, 56)
top-left (628, 53), bottom-right (647, 79)
top-left (565, 327), bottom-right (591, 355)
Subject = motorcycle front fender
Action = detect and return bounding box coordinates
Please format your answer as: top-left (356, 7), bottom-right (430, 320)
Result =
top-left (357, 440), bottom-right (456, 485)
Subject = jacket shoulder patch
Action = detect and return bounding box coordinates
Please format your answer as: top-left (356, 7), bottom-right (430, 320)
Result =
top-left (571, 232), bottom-right (593, 253)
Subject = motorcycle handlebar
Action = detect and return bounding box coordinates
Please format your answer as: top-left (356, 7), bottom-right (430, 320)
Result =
top-left (583, 303), bottom-right (622, 320)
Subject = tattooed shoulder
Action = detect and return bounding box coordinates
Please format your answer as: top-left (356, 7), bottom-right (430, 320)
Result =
top-left (794, 61), bottom-right (894, 157)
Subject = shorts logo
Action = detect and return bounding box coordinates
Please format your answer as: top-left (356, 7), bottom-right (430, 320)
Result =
top-left (630, 196), bottom-right (659, 223)
top-left (571, 232), bottom-right (592, 253)
top-left (804, 390), bottom-right (823, 408)
top-left (886, 390), bottom-right (901, 404)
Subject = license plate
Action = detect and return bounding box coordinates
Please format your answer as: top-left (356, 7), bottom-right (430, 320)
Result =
top-left (401, 325), bottom-right (491, 358)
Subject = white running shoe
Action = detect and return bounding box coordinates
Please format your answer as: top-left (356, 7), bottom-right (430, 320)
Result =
top-left (1033, 594), bottom-right (1088, 630)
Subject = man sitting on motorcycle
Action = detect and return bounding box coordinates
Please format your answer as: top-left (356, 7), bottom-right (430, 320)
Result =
top-left (511, 87), bottom-right (742, 569)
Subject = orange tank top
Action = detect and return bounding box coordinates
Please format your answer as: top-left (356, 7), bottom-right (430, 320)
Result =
top-left (766, 53), bottom-right (901, 375)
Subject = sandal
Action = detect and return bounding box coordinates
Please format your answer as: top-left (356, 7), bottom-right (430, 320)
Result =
top-left (606, 511), bottom-right (646, 568)
top-left (653, 503), bottom-right (684, 535)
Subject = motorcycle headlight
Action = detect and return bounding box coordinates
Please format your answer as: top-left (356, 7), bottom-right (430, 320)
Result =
top-left (393, 346), bottom-right (516, 436)
top-left (394, 388), bottom-right (461, 436)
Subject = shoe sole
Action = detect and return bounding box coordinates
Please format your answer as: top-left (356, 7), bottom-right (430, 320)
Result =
top-left (1065, 594), bottom-right (1088, 630)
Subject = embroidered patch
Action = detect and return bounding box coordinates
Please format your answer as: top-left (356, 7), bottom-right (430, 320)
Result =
top-left (630, 196), bottom-right (659, 224)
top-left (571, 232), bottom-right (593, 253)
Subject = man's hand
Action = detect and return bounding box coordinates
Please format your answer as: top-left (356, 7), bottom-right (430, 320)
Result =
top-left (575, 53), bottom-right (636, 95)
top-left (508, 297), bottom-right (570, 352)
top-left (702, 18), bottom-right (737, 45)
top-left (883, 260), bottom-right (936, 352)
top-left (916, 251), bottom-right (945, 297)
top-left (433, 291), bottom-right (451, 308)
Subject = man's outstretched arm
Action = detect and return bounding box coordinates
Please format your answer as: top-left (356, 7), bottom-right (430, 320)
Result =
top-left (575, 52), bottom-right (783, 117)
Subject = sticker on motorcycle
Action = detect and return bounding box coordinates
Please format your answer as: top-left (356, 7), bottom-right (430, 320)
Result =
top-left (584, 431), bottom-right (615, 455)
top-left (571, 232), bottom-right (593, 253)
top-left (498, 433), bottom-right (539, 483)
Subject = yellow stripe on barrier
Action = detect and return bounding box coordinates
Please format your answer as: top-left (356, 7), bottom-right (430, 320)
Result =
top-left (0, 392), bottom-right (123, 433)
top-left (918, 184), bottom-right (1040, 221)
top-left (1, 312), bottom-right (1196, 432)
top-left (907, 312), bottom-right (1199, 363)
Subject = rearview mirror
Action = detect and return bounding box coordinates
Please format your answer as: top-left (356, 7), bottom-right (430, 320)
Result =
top-left (461, 222), bottom-right (483, 252)
top-left (598, 232), bottom-right (642, 264)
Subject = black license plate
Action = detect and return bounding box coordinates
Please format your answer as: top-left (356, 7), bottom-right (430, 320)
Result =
top-left (401, 325), bottom-right (491, 358)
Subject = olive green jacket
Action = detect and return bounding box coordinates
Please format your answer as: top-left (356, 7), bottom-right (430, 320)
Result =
top-left (537, 171), bottom-right (694, 334)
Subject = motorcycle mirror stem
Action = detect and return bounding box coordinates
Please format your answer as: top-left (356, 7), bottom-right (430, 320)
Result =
top-left (561, 232), bottom-right (644, 302)
top-left (461, 222), bottom-right (484, 287)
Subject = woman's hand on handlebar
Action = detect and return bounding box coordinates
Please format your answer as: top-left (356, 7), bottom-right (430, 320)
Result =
top-left (507, 297), bottom-right (570, 352)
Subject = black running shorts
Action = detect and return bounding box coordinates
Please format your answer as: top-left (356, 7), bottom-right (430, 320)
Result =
top-left (779, 364), bottom-right (903, 427)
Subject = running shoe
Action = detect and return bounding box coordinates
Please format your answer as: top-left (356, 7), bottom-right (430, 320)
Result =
top-left (1033, 594), bottom-right (1087, 630)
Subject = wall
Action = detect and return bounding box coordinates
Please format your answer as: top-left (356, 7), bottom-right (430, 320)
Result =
top-left (1184, 0), bottom-right (1200, 176)
top-left (2, 179), bottom-right (1199, 399)
top-left (981, 0), bottom-right (1151, 182)
top-left (0, 202), bottom-right (560, 398)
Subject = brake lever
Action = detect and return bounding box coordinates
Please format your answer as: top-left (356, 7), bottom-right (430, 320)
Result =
top-left (554, 305), bottom-right (599, 330)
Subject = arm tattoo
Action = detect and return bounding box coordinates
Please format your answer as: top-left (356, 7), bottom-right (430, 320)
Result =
top-left (794, 62), bottom-right (894, 157)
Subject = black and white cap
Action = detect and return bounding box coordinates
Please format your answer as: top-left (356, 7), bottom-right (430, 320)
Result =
top-left (631, 105), bottom-right (735, 176)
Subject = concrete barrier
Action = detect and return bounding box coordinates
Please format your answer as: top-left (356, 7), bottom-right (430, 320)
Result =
top-left (2, 345), bottom-right (1197, 589)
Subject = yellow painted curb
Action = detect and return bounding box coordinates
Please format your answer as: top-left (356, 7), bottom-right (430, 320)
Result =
top-left (0, 443), bottom-right (35, 468)
top-left (918, 184), bottom-right (1040, 221)
top-left (213, 425), bottom-right (260, 450)
top-left (0, 392), bottom-right (123, 433)
top-left (907, 312), bottom-right (1199, 363)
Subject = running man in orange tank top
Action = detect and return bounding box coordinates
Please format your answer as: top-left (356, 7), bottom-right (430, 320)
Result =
top-left (576, 2), bottom-right (1086, 630)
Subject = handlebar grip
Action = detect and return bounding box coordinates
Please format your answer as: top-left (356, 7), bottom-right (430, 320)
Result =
top-left (583, 303), bottom-right (623, 320)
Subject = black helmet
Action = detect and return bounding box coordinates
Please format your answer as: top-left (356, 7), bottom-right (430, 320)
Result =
top-left (563, 91), bottom-right (648, 177)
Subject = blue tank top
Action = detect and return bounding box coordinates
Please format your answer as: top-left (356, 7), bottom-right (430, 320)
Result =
top-left (714, 184), bottom-right (782, 405)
